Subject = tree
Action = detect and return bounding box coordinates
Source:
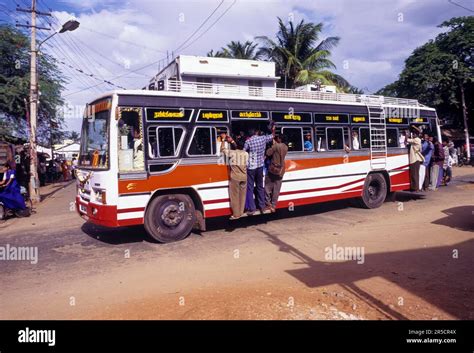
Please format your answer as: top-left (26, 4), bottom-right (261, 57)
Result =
top-left (207, 40), bottom-right (263, 60)
top-left (376, 17), bottom-right (473, 137)
top-left (0, 25), bottom-right (65, 140)
top-left (257, 18), bottom-right (349, 89)
top-left (68, 131), bottom-right (80, 141)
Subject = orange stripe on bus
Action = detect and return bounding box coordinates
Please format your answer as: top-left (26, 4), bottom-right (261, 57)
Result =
top-left (118, 156), bottom-right (375, 194)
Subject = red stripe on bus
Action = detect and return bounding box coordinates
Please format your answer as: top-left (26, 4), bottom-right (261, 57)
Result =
top-left (117, 207), bottom-right (146, 213)
top-left (203, 177), bottom-right (366, 206)
top-left (279, 177), bottom-right (366, 196)
top-left (204, 190), bottom-right (364, 218)
top-left (117, 218), bottom-right (144, 226)
top-left (203, 198), bottom-right (229, 205)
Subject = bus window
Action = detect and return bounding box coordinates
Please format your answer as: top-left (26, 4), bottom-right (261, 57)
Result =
top-left (157, 127), bottom-right (184, 157)
top-left (216, 126), bottom-right (229, 156)
top-left (282, 127), bottom-right (303, 152)
top-left (315, 127), bottom-right (327, 151)
top-left (359, 127), bottom-right (371, 149)
top-left (386, 128), bottom-right (399, 148)
top-left (188, 126), bottom-right (217, 156)
top-left (351, 128), bottom-right (360, 150)
top-left (117, 107), bottom-right (144, 172)
top-left (303, 127), bottom-right (314, 151)
top-left (147, 126), bottom-right (157, 158)
top-left (327, 128), bottom-right (344, 150)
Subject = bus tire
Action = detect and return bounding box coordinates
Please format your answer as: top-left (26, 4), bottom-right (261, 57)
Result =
top-left (0, 204), bottom-right (5, 220)
top-left (144, 194), bottom-right (196, 243)
top-left (359, 173), bottom-right (387, 209)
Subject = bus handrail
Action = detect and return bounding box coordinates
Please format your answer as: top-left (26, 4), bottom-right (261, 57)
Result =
top-left (164, 79), bottom-right (423, 108)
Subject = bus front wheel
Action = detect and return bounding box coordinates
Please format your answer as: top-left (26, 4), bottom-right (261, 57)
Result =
top-left (359, 173), bottom-right (387, 209)
top-left (144, 194), bottom-right (196, 243)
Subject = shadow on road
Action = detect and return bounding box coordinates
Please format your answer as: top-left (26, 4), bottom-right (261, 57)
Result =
top-left (258, 228), bottom-right (474, 320)
top-left (81, 191), bottom-right (425, 244)
top-left (205, 191), bottom-right (424, 234)
top-left (432, 206), bottom-right (474, 232)
top-left (81, 222), bottom-right (153, 245)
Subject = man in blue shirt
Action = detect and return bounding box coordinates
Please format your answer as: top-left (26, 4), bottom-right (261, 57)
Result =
top-left (420, 133), bottom-right (433, 191)
top-left (244, 126), bottom-right (275, 214)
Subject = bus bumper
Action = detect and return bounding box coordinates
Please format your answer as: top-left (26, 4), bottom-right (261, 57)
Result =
top-left (75, 196), bottom-right (119, 227)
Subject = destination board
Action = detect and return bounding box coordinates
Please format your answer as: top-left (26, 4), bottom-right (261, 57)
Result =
top-left (350, 115), bottom-right (368, 124)
top-left (146, 108), bottom-right (193, 122)
top-left (196, 109), bottom-right (229, 122)
top-left (314, 113), bottom-right (349, 124)
top-left (271, 111), bottom-right (312, 124)
top-left (231, 110), bottom-right (269, 120)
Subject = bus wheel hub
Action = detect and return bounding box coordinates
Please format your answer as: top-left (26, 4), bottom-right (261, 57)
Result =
top-left (162, 204), bottom-right (182, 226)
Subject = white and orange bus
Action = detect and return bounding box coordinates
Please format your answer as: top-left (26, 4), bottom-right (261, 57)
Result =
top-left (75, 80), bottom-right (441, 242)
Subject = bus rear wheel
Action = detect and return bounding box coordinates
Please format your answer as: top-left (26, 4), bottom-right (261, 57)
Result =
top-left (359, 173), bottom-right (387, 209)
top-left (144, 194), bottom-right (196, 243)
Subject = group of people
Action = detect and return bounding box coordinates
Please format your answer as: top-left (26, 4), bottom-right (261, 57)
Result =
top-left (406, 126), bottom-right (456, 192)
top-left (220, 124), bottom-right (288, 220)
top-left (38, 157), bottom-right (77, 186)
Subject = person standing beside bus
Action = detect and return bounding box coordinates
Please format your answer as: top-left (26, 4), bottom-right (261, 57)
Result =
top-left (264, 134), bottom-right (288, 213)
top-left (244, 126), bottom-right (275, 215)
top-left (406, 126), bottom-right (424, 192)
top-left (419, 133), bottom-right (433, 191)
top-left (220, 133), bottom-right (249, 220)
top-left (429, 137), bottom-right (444, 191)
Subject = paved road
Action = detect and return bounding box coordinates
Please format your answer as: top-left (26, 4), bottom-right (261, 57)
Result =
top-left (0, 168), bottom-right (473, 320)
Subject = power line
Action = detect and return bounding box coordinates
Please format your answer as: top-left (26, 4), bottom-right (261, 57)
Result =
top-left (447, 0), bottom-right (474, 12)
top-left (176, 0), bottom-right (237, 53)
top-left (173, 0), bottom-right (225, 53)
top-left (80, 26), bottom-right (168, 54)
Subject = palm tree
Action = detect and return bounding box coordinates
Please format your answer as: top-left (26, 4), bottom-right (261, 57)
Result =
top-left (257, 18), bottom-right (350, 90)
top-left (207, 40), bottom-right (263, 60)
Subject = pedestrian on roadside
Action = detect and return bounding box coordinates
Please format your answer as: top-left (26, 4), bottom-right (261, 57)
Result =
top-left (419, 133), bottom-right (433, 191)
top-left (220, 133), bottom-right (249, 220)
top-left (71, 158), bottom-right (78, 179)
top-left (244, 125), bottom-right (275, 215)
top-left (61, 160), bottom-right (69, 181)
top-left (429, 137), bottom-right (445, 191)
top-left (264, 134), bottom-right (288, 213)
top-left (442, 139), bottom-right (453, 185)
top-left (406, 126), bottom-right (424, 192)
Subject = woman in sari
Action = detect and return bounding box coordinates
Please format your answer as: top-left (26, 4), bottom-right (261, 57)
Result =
top-left (0, 163), bottom-right (26, 211)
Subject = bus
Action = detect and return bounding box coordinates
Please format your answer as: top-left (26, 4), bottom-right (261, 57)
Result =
top-left (75, 80), bottom-right (441, 243)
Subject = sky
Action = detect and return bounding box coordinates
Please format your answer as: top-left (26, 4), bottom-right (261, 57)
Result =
top-left (1, 0), bottom-right (472, 132)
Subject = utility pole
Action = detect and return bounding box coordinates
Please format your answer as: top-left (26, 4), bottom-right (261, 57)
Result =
top-left (16, 0), bottom-right (51, 203)
top-left (460, 82), bottom-right (470, 162)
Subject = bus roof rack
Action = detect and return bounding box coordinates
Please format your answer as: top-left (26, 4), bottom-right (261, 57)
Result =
top-left (162, 79), bottom-right (424, 108)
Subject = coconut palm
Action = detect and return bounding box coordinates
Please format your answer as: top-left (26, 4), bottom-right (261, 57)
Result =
top-left (257, 18), bottom-right (350, 89)
top-left (207, 40), bottom-right (263, 60)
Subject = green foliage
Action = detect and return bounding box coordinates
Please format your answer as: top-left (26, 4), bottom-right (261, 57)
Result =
top-left (207, 40), bottom-right (263, 60)
top-left (257, 18), bottom-right (349, 89)
top-left (376, 16), bottom-right (473, 131)
top-left (0, 25), bottom-right (66, 143)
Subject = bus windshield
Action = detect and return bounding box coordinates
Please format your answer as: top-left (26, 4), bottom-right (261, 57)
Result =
top-left (79, 110), bottom-right (109, 169)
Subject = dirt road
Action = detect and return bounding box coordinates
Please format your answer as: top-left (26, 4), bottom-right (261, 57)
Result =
top-left (1, 168), bottom-right (473, 320)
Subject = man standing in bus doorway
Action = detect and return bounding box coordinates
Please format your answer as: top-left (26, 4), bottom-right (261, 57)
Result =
top-left (244, 125), bottom-right (275, 215)
top-left (406, 126), bottom-right (424, 192)
top-left (220, 133), bottom-right (249, 220)
top-left (264, 134), bottom-right (288, 213)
